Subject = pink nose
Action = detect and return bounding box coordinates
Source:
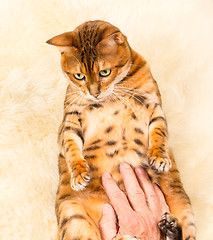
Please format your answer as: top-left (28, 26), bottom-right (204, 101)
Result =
top-left (88, 83), bottom-right (101, 98)
top-left (92, 91), bottom-right (101, 98)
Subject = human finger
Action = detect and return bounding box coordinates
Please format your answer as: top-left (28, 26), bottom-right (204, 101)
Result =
top-left (99, 204), bottom-right (117, 240)
top-left (135, 167), bottom-right (159, 213)
top-left (102, 172), bottom-right (133, 218)
top-left (120, 163), bottom-right (147, 212)
top-left (153, 184), bottom-right (169, 216)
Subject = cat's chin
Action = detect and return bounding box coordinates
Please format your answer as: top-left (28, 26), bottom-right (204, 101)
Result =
top-left (84, 93), bottom-right (109, 103)
top-left (84, 95), bottom-right (104, 103)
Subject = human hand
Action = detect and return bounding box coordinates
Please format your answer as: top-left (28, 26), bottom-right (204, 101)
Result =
top-left (99, 163), bottom-right (169, 240)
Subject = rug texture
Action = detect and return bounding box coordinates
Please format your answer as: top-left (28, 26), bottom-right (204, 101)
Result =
top-left (0, 0), bottom-right (213, 239)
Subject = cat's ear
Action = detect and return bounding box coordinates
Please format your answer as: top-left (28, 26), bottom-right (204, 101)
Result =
top-left (46, 32), bottom-right (74, 46)
top-left (113, 32), bottom-right (125, 44)
top-left (96, 32), bottom-right (126, 54)
top-left (46, 32), bottom-right (75, 53)
top-left (101, 31), bottom-right (125, 46)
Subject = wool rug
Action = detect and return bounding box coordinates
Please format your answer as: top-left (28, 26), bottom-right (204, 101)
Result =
top-left (0, 0), bottom-right (212, 239)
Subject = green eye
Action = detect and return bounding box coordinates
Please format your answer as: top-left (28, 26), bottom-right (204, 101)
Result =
top-left (99, 69), bottom-right (111, 77)
top-left (73, 73), bottom-right (85, 80)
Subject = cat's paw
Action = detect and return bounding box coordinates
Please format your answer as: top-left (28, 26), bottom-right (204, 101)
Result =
top-left (149, 152), bottom-right (171, 172)
top-left (158, 212), bottom-right (182, 240)
top-left (70, 159), bottom-right (91, 191)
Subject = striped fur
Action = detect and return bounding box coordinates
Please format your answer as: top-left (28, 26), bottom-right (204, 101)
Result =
top-left (47, 20), bottom-right (196, 240)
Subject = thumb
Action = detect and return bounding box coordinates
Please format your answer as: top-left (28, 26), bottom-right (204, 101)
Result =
top-left (99, 204), bottom-right (117, 240)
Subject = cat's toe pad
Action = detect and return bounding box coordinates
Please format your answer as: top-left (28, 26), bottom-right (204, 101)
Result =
top-left (71, 160), bottom-right (91, 191)
top-left (149, 156), bottom-right (171, 172)
top-left (158, 212), bottom-right (182, 239)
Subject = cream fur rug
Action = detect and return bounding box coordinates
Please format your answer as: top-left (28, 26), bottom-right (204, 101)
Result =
top-left (0, 0), bottom-right (212, 239)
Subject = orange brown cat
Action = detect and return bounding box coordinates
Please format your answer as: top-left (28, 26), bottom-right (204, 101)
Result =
top-left (47, 20), bottom-right (196, 240)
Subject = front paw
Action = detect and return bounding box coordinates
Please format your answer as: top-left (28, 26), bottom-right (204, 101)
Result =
top-left (148, 149), bottom-right (171, 172)
top-left (71, 159), bottom-right (91, 191)
top-left (158, 212), bottom-right (182, 240)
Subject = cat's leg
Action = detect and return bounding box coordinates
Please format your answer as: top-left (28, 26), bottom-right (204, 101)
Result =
top-left (55, 154), bottom-right (101, 240)
top-left (148, 103), bottom-right (171, 172)
top-left (56, 199), bottom-right (101, 240)
top-left (58, 108), bottom-right (91, 192)
top-left (150, 152), bottom-right (196, 240)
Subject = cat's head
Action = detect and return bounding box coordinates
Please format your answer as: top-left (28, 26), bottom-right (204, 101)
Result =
top-left (47, 20), bottom-right (132, 102)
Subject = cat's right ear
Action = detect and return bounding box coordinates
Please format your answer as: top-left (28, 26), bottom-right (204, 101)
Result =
top-left (46, 32), bottom-right (75, 53)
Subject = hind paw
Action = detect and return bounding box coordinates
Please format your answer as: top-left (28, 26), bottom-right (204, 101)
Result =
top-left (158, 212), bottom-right (182, 240)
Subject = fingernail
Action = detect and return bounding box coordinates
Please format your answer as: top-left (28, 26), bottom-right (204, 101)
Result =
top-left (102, 204), bottom-right (111, 214)
top-left (120, 162), bottom-right (131, 169)
top-left (102, 172), bottom-right (111, 179)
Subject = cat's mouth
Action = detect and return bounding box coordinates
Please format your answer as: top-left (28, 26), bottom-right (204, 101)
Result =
top-left (84, 89), bottom-right (114, 103)
top-left (85, 93), bottom-right (107, 103)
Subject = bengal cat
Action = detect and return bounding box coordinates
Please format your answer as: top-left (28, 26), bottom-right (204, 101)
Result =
top-left (47, 20), bottom-right (196, 240)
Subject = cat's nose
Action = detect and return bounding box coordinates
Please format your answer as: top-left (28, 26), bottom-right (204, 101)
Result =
top-left (88, 83), bottom-right (101, 98)
top-left (92, 91), bottom-right (101, 98)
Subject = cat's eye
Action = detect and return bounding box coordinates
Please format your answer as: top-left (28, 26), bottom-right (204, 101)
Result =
top-left (73, 73), bottom-right (85, 80)
top-left (99, 69), bottom-right (111, 77)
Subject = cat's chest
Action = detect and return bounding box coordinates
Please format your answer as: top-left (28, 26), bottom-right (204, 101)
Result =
top-left (81, 99), bottom-right (150, 166)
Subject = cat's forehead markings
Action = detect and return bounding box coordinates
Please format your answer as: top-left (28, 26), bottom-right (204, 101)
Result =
top-left (77, 27), bottom-right (99, 72)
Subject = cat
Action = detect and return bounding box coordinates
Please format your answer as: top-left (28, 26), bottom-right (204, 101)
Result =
top-left (47, 20), bottom-right (196, 240)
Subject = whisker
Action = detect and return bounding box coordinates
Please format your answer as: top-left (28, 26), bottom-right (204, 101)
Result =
top-left (71, 54), bottom-right (81, 65)
top-left (69, 95), bottom-right (85, 124)
top-left (111, 92), bottom-right (120, 106)
top-left (129, 63), bottom-right (146, 68)
top-left (114, 89), bottom-right (145, 107)
top-left (115, 89), bottom-right (145, 104)
top-left (112, 91), bottom-right (133, 111)
top-left (109, 94), bottom-right (116, 105)
top-left (64, 89), bottom-right (85, 104)
top-left (115, 86), bottom-right (146, 98)
top-left (64, 95), bottom-right (81, 111)
top-left (115, 85), bottom-right (144, 94)
top-left (64, 95), bottom-right (79, 105)
top-left (64, 98), bottom-right (73, 105)
top-left (66, 91), bottom-right (80, 96)
top-left (110, 93), bottom-right (120, 105)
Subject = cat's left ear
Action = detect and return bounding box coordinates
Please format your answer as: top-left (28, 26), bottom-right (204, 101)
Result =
top-left (113, 32), bottom-right (126, 44)
top-left (46, 32), bottom-right (75, 53)
top-left (96, 32), bottom-right (126, 53)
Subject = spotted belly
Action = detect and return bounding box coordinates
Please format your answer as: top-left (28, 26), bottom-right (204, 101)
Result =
top-left (81, 100), bottom-right (150, 188)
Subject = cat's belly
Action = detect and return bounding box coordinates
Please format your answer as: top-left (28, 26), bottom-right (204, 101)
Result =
top-left (82, 102), bottom-right (150, 175)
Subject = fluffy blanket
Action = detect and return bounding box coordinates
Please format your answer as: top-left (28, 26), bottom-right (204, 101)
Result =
top-left (0, 0), bottom-right (212, 239)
